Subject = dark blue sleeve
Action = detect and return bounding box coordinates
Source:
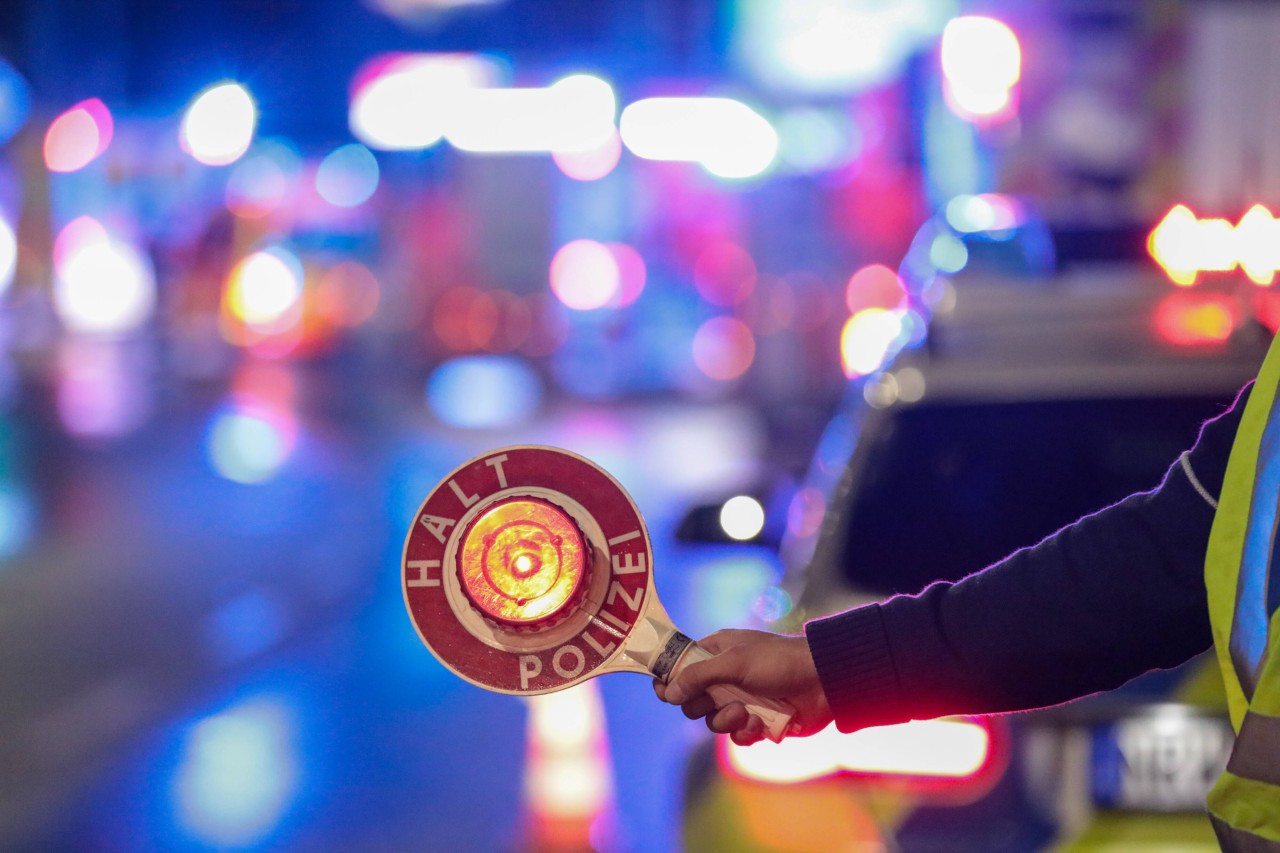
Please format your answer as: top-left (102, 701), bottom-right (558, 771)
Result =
top-left (804, 383), bottom-right (1249, 733)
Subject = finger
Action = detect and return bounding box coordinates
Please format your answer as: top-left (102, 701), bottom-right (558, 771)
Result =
top-left (731, 715), bottom-right (765, 746)
top-left (680, 694), bottom-right (717, 721)
top-left (652, 678), bottom-right (667, 702)
top-left (695, 629), bottom-right (749, 656)
top-left (665, 647), bottom-right (744, 705)
top-left (705, 702), bottom-right (749, 736)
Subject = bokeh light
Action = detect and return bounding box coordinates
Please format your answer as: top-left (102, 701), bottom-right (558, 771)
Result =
top-left (0, 214), bottom-right (16, 298)
top-left (52, 218), bottom-right (156, 336)
top-left (0, 481), bottom-right (35, 561)
top-left (1235, 205), bottom-right (1280, 286)
top-left (225, 141), bottom-right (302, 219)
top-left (607, 242), bottom-right (646, 308)
top-left (734, 0), bottom-right (956, 95)
top-left (207, 400), bottom-right (298, 484)
top-left (447, 73), bottom-right (617, 154)
top-left (57, 339), bottom-right (152, 438)
top-left (786, 486), bottom-right (826, 539)
top-left (1148, 204), bottom-right (1280, 287)
top-left (0, 57), bottom-right (31, 145)
top-left (1154, 293), bottom-right (1237, 346)
top-left (776, 108), bottom-right (860, 174)
top-left (173, 697), bottom-right (299, 846)
top-left (44, 98), bottom-right (113, 172)
top-left (315, 143), bottom-right (380, 207)
top-left (941, 16), bottom-right (1021, 123)
top-left (552, 127), bottom-right (623, 181)
top-left (945, 193), bottom-right (1023, 234)
top-left (620, 97), bottom-right (778, 179)
top-left (840, 308), bottom-right (906, 378)
top-left (432, 286), bottom-right (499, 351)
top-left (692, 317), bottom-right (756, 381)
top-left (349, 52), bottom-right (500, 150)
top-left (224, 248), bottom-right (305, 333)
top-left (315, 261), bottom-right (380, 328)
top-left (929, 232), bottom-right (969, 274)
top-left (694, 241), bottom-right (756, 307)
top-left (426, 355), bottom-right (543, 428)
top-left (550, 240), bottom-right (620, 311)
top-left (844, 264), bottom-right (907, 314)
top-left (719, 495), bottom-right (765, 541)
top-left (181, 82), bottom-right (257, 166)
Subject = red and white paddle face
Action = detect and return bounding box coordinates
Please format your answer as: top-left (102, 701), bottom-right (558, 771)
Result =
top-left (402, 446), bottom-right (654, 695)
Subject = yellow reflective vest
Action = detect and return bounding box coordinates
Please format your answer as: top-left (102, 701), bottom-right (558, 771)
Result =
top-left (1205, 331), bottom-right (1280, 850)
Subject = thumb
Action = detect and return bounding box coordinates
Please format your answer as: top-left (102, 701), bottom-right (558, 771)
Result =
top-left (665, 647), bottom-right (744, 705)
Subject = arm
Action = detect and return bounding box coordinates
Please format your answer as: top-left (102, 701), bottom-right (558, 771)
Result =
top-left (661, 384), bottom-right (1248, 742)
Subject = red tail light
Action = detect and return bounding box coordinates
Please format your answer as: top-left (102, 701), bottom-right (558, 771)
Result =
top-left (1154, 293), bottom-right (1237, 346)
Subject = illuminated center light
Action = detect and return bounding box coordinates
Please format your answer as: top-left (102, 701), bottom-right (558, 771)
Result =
top-left (724, 718), bottom-right (991, 785)
top-left (0, 215), bottom-right (16, 297)
top-left (446, 73), bottom-right (617, 154)
top-left (840, 308), bottom-right (907, 379)
top-left (457, 497), bottom-right (587, 626)
top-left (315, 143), bottom-right (380, 207)
top-left (940, 16), bottom-right (1021, 122)
top-left (44, 98), bottom-right (113, 173)
top-left (349, 53), bottom-right (500, 151)
top-left (619, 97), bottom-right (778, 179)
top-left (1149, 204), bottom-right (1280, 287)
top-left (182, 82), bottom-right (257, 167)
top-left (52, 220), bottom-right (156, 336)
top-left (720, 496), bottom-right (765, 541)
top-left (550, 239), bottom-right (620, 311)
top-left (225, 249), bottom-right (304, 331)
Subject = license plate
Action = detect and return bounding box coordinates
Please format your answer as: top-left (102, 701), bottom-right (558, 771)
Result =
top-left (1091, 706), bottom-right (1233, 811)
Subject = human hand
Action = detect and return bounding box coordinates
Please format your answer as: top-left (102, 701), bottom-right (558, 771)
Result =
top-left (653, 629), bottom-right (833, 746)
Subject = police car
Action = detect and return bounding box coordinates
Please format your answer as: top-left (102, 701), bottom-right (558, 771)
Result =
top-left (677, 266), bottom-right (1271, 851)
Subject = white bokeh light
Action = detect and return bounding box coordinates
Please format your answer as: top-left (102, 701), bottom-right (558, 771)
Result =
top-left (182, 82), bottom-right (258, 166)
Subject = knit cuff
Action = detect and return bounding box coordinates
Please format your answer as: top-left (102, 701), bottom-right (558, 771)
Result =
top-left (805, 604), bottom-right (904, 732)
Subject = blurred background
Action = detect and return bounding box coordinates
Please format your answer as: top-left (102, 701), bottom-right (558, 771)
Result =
top-left (1, 0), bottom-right (1279, 851)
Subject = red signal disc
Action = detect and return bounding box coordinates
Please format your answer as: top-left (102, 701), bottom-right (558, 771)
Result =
top-left (402, 446), bottom-right (653, 695)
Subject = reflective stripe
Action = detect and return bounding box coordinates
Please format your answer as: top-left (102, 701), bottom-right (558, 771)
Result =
top-left (1228, 710), bottom-right (1280, 786)
top-left (1231, 393), bottom-right (1280, 700)
top-left (1211, 812), bottom-right (1280, 852)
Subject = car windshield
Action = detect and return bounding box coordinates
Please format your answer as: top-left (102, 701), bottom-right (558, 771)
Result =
top-left (839, 394), bottom-right (1238, 596)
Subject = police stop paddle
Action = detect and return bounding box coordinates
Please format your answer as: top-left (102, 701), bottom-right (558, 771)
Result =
top-left (401, 445), bottom-right (797, 743)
